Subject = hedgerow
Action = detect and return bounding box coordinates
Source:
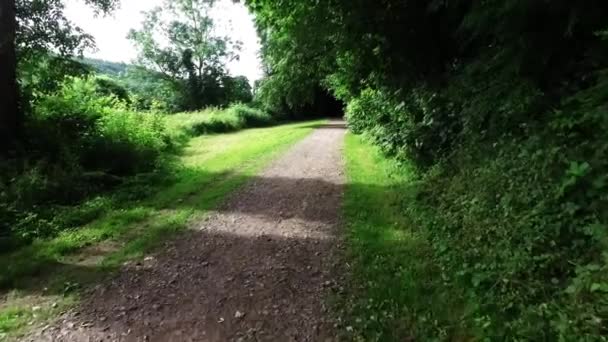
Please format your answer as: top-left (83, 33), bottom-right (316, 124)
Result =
top-left (248, 0), bottom-right (608, 339)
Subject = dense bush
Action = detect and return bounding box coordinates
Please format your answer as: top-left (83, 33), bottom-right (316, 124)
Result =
top-left (31, 77), bottom-right (171, 174)
top-left (93, 76), bottom-right (131, 104)
top-left (248, 0), bottom-right (608, 339)
top-left (166, 104), bottom-right (274, 136)
top-left (0, 77), bottom-right (173, 245)
top-left (346, 87), bottom-right (460, 167)
top-left (343, 62), bottom-right (608, 341)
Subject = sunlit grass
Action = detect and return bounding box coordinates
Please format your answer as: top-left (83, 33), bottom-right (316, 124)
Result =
top-left (341, 133), bottom-right (465, 341)
top-left (0, 120), bottom-right (324, 340)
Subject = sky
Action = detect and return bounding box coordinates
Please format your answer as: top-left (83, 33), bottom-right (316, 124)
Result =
top-left (64, 0), bottom-right (264, 84)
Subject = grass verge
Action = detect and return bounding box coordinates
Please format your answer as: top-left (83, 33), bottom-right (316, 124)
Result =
top-left (0, 120), bottom-right (324, 340)
top-left (340, 133), bottom-right (467, 341)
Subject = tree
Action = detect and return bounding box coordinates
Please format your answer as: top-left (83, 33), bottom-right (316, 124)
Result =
top-left (223, 75), bottom-right (252, 103)
top-left (0, 0), bottom-right (119, 152)
top-left (128, 0), bottom-right (240, 109)
top-left (0, 0), bottom-right (19, 152)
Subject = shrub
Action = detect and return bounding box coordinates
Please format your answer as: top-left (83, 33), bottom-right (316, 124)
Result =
top-left (166, 104), bottom-right (274, 137)
top-left (359, 70), bottom-right (608, 340)
top-left (93, 77), bottom-right (131, 104)
top-left (346, 87), bottom-right (461, 167)
top-left (1, 76), bottom-right (174, 245)
top-left (227, 103), bottom-right (274, 127)
top-left (88, 109), bottom-right (170, 175)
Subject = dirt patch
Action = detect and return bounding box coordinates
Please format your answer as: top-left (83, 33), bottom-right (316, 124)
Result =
top-left (28, 121), bottom-right (346, 341)
top-left (64, 241), bottom-right (123, 267)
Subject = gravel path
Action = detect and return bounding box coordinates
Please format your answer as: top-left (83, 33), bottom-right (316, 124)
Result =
top-left (31, 120), bottom-right (346, 342)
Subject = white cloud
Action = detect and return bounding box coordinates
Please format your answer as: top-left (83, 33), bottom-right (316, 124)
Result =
top-left (64, 0), bottom-right (263, 83)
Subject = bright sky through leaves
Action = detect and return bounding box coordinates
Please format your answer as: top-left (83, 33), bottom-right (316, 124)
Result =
top-left (64, 0), bottom-right (263, 83)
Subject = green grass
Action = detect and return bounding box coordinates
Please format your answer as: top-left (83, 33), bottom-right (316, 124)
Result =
top-left (341, 133), bottom-right (467, 341)
top-left (0, 120), bottom-right (323, 340)
top-left (165, 104), bottom-right (273, 137)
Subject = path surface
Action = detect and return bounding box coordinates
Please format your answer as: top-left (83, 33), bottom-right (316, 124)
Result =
top-left (31, 121), bottom-right (346, 342)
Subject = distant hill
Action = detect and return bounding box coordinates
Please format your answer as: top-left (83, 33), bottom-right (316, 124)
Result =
top-left (77, 57), bottom-right (130, 76)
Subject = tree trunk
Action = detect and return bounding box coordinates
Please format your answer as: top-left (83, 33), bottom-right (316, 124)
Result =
top-left (0, 0), bottom-right (20, 153)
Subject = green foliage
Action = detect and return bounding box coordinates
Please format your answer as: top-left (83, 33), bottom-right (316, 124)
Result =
top-left (1, 76), bottom-right (173, 245)
top-left (223, 75), bottom-right (253, 104)
top-left (128, 0), bottom-right (241, 110)
top-left (249, 0), bottom-right (608, 339)
top-left (16, 0), bottom-right (119, 57)
top-left (165, 103), bottom-right (273, 136)
top-left (346, 87), bottom-right (460, 167)
top-left (18, 54), bottom-right (92, 105)
top-left (118, 66), bottom-right (185, 113)
top-left (93, 76), bottom-right (131, 104)
top-left (80, 57), bottom-right (128, 76)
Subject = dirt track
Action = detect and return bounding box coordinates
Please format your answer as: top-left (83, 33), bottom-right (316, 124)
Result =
top-left (31, 121), bottom-right (346, 342)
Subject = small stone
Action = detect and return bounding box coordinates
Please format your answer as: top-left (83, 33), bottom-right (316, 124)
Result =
top-left (51, 303), bottom-right (58, 309)
top-left (218, 317), bottom-right (225, 323)
top-left (234, 311), bottom-right (245, 319)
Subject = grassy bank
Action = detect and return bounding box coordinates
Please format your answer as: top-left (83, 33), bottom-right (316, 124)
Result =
top-left (341, 133), bottom-right (467, 341)
top-left (0, 120), bottom-right (323, 340)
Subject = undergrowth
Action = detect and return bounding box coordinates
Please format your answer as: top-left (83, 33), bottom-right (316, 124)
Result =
top-left (344, 71), bottom-right (608, 340)
top-left (0, 75), bottom-right (275, 251)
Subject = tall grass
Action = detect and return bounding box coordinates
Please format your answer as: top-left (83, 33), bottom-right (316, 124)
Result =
top-left (165, 103), bottom-right (274, 137)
